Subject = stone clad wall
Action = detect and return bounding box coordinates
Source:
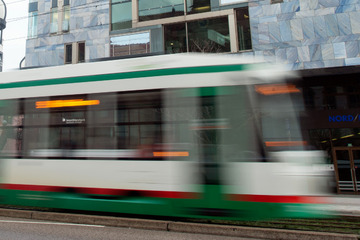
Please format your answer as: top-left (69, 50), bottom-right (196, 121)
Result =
top-left (247, 0), bottom-right (360, 70)
top-left (25, 0), bottom-right (110, 67)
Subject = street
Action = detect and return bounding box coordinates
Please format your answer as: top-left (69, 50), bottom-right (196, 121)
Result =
top-left (0, 216), bottom-right (260, 240)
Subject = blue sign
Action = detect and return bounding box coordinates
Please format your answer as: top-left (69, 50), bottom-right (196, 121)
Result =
top-left (329, 115), bottom-right (359, 122)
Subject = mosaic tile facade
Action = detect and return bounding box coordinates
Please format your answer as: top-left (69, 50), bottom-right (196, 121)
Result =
top-left (25, 0), bottom-right (360, 71)
top-left (25, 0), bottom-right (110, 67)
top-left (246, 0), bottom-right (360, 70)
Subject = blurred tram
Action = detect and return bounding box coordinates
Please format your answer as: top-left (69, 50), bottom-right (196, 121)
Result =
top-left (0, 54), bottom-right (330, 220)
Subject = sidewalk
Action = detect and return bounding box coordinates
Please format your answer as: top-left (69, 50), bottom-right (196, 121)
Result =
top-left (0, 208), bottom-right (357, 240)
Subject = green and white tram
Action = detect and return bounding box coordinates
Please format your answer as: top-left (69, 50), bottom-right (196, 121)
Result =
top-left (0, 54), bottom-right (330, 220)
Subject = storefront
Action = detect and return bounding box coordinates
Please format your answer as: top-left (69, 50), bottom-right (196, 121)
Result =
top-left (300, 67), bottom-right (360, 194)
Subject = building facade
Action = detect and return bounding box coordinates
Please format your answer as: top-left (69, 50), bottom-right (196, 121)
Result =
top-left (25, 0), bottom-right (252, 66)
top-left (25, 0), bottom-right (360, 194)
top-left (0, 0), bottom-right (6, 72)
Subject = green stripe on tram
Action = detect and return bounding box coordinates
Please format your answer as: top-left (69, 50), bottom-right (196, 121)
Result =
top-left (0, 64), bottom-right (251, 89)
top-left (180, 86), bottom-right (235, 97)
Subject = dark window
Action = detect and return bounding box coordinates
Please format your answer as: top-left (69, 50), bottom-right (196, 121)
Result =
top-left (164, 24), bottom-right (187, 54)
top-left (186, 0), bottom-right (211, 14)
top-left (188, 17), bottom-right (230, 53)
top-left (236, 8), bottom-right (252, 51)
top-left (164, 17), bottom-right (230, 54)
top-left (65, 44), bottom-right (72, 64)
top-left (78, 42), bottom-right (85, 63)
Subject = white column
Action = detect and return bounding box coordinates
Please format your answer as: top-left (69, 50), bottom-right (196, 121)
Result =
top-left (228, 11), bottom-right (239, 53)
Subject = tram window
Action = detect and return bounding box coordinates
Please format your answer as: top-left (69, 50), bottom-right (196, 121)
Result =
top-left (0, 100), bottom-right (24, 157)
top-left (87, 127), bottom-right (116, 149)
top-left (117, 110), bottom-right (129, 123)
top-left (129, 109), bottom-right (140, 122)
top-left (256, 85), bottom-right (305, 151)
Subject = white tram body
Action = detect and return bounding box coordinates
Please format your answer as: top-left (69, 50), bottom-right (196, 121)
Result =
top-left (0, 54), bottom-right (331, 219)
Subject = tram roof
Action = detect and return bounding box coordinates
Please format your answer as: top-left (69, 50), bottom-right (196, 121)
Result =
top-left (0, 54), bottom-right (295, 84)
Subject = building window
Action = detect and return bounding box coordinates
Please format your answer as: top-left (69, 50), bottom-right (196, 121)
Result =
top-left (188, 17), bottom-right (230, 52)
top-left (50, 8), bottom-right (58, 33)
top-left (110, 32), bottom-right (150, 57)
top-left (186, 0), bottom-right (211, 14)
top-left (0, 30), bottom-right (2, 44)
top-left (65, 42), bottom-right (86, 64)
top-left (65, 44), bottom-right (72, 64)
top-left (138, 0), bottom-right (184, 21)
top-left (111, 0), bottom-right (132, 31)
top-left (50, 0), bottom-right (70, 34)
top-left (28, 0), bottom-right (38, 38)
top-left (164, 16), bottom-right (230, 53)
top-left (62, 0), bottom-right (70, 32)
top-left (164, 24), bottom-right (187, 53)
top-left (78, 42), bottom-right (85, 63)
top-left (236, 8), bottom-right (251, 51)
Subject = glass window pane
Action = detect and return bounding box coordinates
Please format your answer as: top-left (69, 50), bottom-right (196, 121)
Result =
top-left (110, 32), bottom-right (150, 57)
top-left (111, 0), bottom-right (132, 30)
top-left (188, 17), bottom-right (230, 53)
top-left (236, 8), bottom-right (252, 51)
top-left (78, 42), bottom-right (85, 62)
top-left (186, 0), bottom-right (210, 14)
top-left (164, 23), bottom-right (187, 54)
top-left (29, 2), bottom-right (38, 12)
top-left (62, 5), bottom-right (70, 32)
top-left (52, 0), bottom-right (58, 8)
top-left (28, 12), bottom-right (38, 38)
top-left (138, 0), bottom-right (184, 21)
top-left (50, 8), bottom-right (58, 33)
top-left (0, 100), bottom-right (23, 157)
top-left (65, 44), bottom-right (72, 64)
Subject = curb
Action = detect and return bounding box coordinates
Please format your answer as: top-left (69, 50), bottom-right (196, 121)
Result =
top-left (0, 208), bottom-right (358, 240)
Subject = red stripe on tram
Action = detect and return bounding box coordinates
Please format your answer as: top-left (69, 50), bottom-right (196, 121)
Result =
top-left (228, 194), bottom-right (328, 204)
top-left (1, 184), bottom-right (200, 199)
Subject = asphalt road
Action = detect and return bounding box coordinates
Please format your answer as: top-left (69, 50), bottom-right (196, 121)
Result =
top-left (0, 216), bottom-right (260, 240)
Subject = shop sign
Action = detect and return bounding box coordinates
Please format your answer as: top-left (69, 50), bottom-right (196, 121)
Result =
top-left (329, 115), bottom-right (359, 122)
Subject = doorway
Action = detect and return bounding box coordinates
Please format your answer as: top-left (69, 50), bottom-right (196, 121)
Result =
top-left (333, 147), bottom-right (360, 194)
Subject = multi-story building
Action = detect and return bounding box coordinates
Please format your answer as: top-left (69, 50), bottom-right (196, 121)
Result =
top-left (25, 0), bottom-right (360, 194)
top-left (0, 0), bottom-right (6, 72)
top-left (25, 0), bottom-right (252, 65)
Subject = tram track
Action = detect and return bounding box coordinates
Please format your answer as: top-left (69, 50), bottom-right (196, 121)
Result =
top-left (197, 217), bottom-right (360, 235)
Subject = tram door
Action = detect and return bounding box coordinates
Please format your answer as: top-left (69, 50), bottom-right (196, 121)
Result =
top-left (333, 147), bottom-right (360, 194)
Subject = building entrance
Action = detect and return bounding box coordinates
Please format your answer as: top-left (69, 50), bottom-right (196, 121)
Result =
top-left (333, 147), bottom-right (360, 194)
